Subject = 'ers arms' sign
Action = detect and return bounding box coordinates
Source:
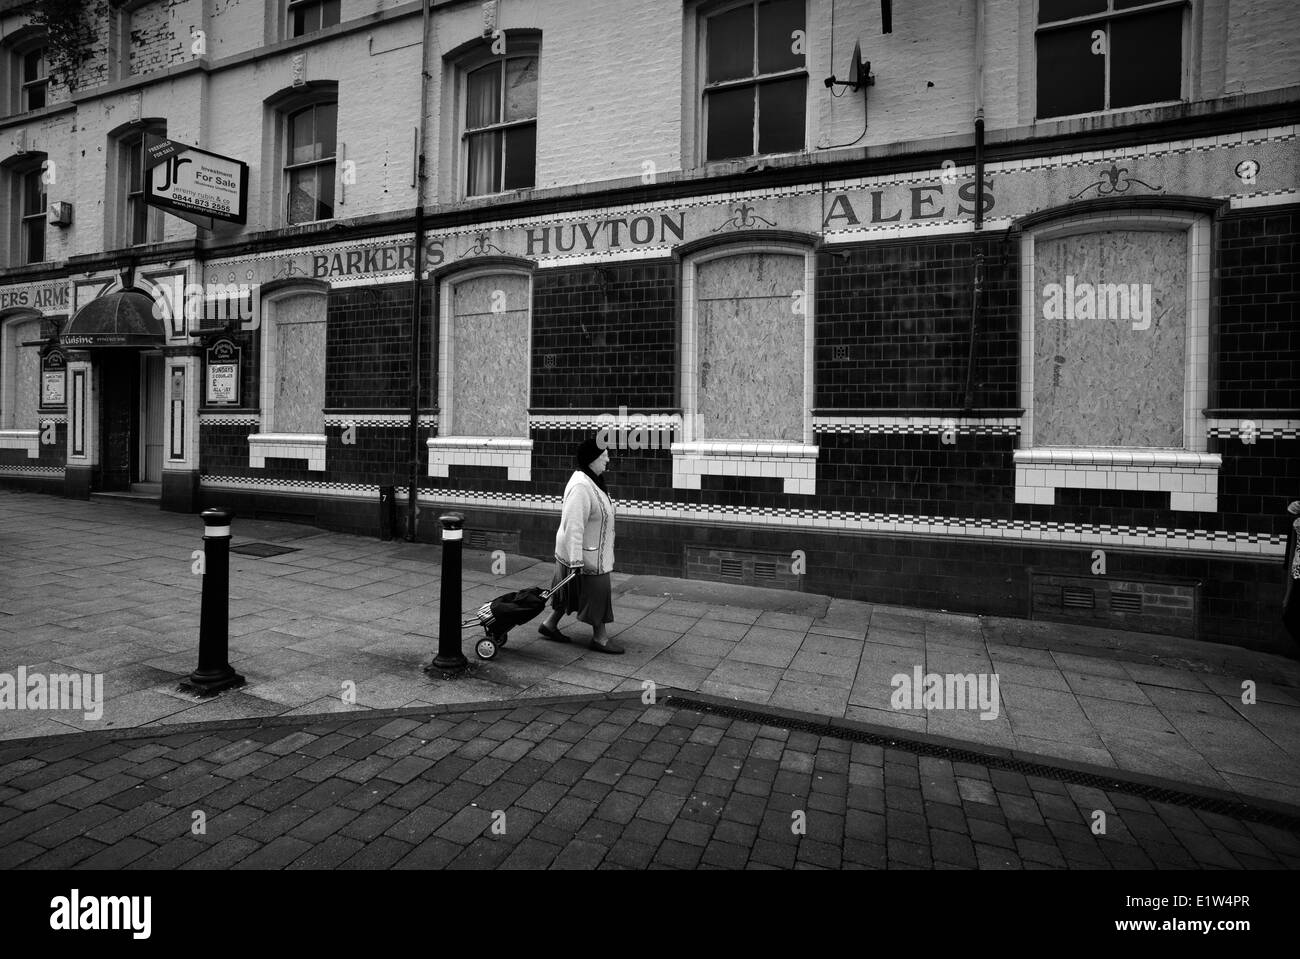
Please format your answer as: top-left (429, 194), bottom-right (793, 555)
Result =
top-left (145, 134), bottom-right (249, 228)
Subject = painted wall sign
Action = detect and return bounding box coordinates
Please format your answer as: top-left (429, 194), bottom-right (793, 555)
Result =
top-left (145, 134), bottom-right (249, 226)
top-left (199, 128), bottom-right (1295, 283)
top-left (205, 337), bottom-right (241, 405)
top-left (0, 280), bottom-right (69, 314)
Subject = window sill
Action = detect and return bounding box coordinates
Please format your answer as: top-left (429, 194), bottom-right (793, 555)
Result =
top-left (1034, 98), bottom-right (1186, 125)
top-left (671, 440), bottom-right (818, 495)
top-left (427, 436), bottom-right (532, 481)
top-left (0, 429), bottom-right (40, 459)
top-left (1013, 447), bottom-right (1221, 510)
top-left (249, 432), bottom-right (325, 471)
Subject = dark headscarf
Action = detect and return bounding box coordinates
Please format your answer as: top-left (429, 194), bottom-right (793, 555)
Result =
top-left (574, 436), bottom-right (609, 495)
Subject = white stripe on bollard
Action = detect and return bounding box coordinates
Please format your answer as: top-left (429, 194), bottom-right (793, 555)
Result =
top-left (442, 529), bottom-right (463, 540)
top-left (205, 526), bottom-right (231, 538)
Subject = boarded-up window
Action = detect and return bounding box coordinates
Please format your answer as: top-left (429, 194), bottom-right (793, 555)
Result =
top-left (1033, 230), bottom-right (1186, 447)
top-left (696, 252), bottom-right (803, 442)
top-left (2, 318), bottom-right (41, 429)
top-left (272, 295), bottom-right (326, 433)
top-left (450, 274), bottom-right (529, 437)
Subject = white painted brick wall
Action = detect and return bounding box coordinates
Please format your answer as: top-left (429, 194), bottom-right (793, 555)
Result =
top-left (1224, 0), bottom-right (1300, 94)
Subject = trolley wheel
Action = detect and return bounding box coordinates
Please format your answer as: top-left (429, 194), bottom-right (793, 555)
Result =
top-left (495, 631), bottom-right (509, 648)
top-left (475, 638), bottom-right (497, 660)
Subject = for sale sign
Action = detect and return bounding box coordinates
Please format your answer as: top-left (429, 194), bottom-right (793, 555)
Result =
top-left (144, 134), bottom-right (248, 227)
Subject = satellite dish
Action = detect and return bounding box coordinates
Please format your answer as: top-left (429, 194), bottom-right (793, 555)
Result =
top-left (823, 40), bottom-right (875, 93)
top-left (847, 41), bottom-right (873, 92)
top-left (848, 41), bottom-right (863, 90)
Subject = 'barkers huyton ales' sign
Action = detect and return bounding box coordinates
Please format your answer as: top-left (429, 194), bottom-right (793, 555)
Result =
top-left (145, 134), bottom-right (249, 226)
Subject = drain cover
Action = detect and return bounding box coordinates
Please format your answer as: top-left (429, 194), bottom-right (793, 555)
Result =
top-left (230, 542), bottom-right (300, 558)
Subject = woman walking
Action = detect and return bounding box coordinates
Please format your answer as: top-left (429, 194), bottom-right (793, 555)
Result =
top-left (539, 436), bottom-right (623, 653)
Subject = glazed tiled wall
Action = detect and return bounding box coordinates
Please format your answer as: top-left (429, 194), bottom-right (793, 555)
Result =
top-left (187, 209), bottom-right (1298, 647)
top-left (0, 422), bottom-right (65, 470)
top-left (814, 235), bottom-right (1020, 410)
top-left (326, 285), bottom-right (435, 410)
top-left (1214, 207), bottom-right (1300, 411)
top-left (530, 264), bottom-right (677, 410)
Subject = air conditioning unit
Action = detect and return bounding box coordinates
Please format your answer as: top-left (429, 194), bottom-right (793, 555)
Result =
top-left (48, 202), bottom-right (72, 227)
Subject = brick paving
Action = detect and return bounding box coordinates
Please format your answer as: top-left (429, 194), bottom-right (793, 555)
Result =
top-left (2, 694), bottom-right (1297, 871)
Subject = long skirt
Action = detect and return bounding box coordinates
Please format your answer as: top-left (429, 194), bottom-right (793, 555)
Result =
top-left (549, 560), bottom-right (614, 626)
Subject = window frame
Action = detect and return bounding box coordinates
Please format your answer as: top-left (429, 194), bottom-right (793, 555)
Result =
top-left (248, 284), bottom-right (331, 473)
top-left (1033, 0), bottom-right (1191, 121)
top-left (287, 0), bottom-right (341, 39)
top-left (3, 28), bottom-right (51, 118)
top-left (19, 45), bottom-right (48, 113)
top-left (19, 164), bottom-right (47, 265)
top-left (680, 240), bottom-right (816, 446)
top-left (109, 121), bottom-right (167, 249)
top-left (283, 99), bottom-right (338, 226)
top-left (697, 0), bottom-right (810, 165)
top-left (460, 54), bottom-right (539, 199)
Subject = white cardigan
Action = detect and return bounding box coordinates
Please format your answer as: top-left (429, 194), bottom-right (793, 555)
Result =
top-left (554, 470), bottom-right (616, 574)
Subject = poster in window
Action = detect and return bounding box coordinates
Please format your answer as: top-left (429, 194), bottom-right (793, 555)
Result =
top-left (205, 337), bottom-right (241, 406)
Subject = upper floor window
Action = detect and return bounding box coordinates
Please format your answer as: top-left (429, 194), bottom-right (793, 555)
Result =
top-left (20, 46), bottom-right (48, 111)
top-left (1036, 0), bottom-right (1185, 119)
top-left (462, 51), bottom-right (538, 197)
top-left (289, 0), bottom-right (340, 38)
top-left (111, 122), bottom-right (166, 247)
top-left (4, 28), bottom-right (50, 116)
top-left (14, 160), bottom-right (48, 265)
top-left (286, 101), bottom-right (337, 224)
top-left (701, 0), bottom-right (807, 162)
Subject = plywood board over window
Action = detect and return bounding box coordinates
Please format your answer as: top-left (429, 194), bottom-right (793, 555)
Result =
top-left (11, 318), bottom-right (41, 428)
top-left (696, 252), bottom-right (804, 442)
top-left (273, 296), bottom-right (326, 434)
top-left (450, 274), bottom-right (529, 438)
top-left (1033, 230), bottom-right (1186, 448)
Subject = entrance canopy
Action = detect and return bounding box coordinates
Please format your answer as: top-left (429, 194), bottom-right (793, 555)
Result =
top-left (61, 291), bottom-right (164, 347)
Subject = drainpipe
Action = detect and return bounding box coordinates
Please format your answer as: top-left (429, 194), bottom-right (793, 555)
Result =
top-left (973, 0), bottom-right (985, 232)
top-left (962, 0), bottom-right (986, 410)
top-left (407, 0), bottom-right (432, 541)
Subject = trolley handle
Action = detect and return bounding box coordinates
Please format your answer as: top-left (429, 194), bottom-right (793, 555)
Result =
top-left (541, 565), bottom-right (581, 600)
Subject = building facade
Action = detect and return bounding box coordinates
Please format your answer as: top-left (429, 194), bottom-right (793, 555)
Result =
top-left (0, 0), bottom-right (1296, 651)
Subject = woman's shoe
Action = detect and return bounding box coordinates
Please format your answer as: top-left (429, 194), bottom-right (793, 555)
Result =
top-left (588, 639), bottom-right (624, 654)
top-left (539, 624), bottom-right (571, 643)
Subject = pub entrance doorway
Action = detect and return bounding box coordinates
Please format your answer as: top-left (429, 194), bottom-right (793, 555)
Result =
top-left (95, 349), bottom-right (164, 496)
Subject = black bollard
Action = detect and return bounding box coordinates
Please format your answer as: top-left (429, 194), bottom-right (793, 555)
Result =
top-left (379, 485), bottom-right (396, 541)
top-left (427, 511), bottom-right (468, 673)
top-left (182, 508), bottom-right (246, 695)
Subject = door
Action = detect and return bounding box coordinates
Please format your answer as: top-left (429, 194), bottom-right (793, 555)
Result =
top-left (140, 353), bottom-right (164, 483)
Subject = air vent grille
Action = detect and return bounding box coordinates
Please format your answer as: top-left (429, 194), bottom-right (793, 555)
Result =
top-left (1062, 586), bottom-right (1094, 609)
top-left (684, 547), bottom-right (802, 591)
top-left (1111, 592), bottom-right (1142, 613)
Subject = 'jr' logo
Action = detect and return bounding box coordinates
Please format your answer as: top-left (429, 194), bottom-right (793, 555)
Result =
top-left (155, 155), bottom-right (192, 191)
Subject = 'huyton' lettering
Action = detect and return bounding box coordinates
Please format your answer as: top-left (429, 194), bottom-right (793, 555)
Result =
top-left (1041, 275), bottom-right (1154, 331)
top-left (526, 213), bottom-right (686, 256)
